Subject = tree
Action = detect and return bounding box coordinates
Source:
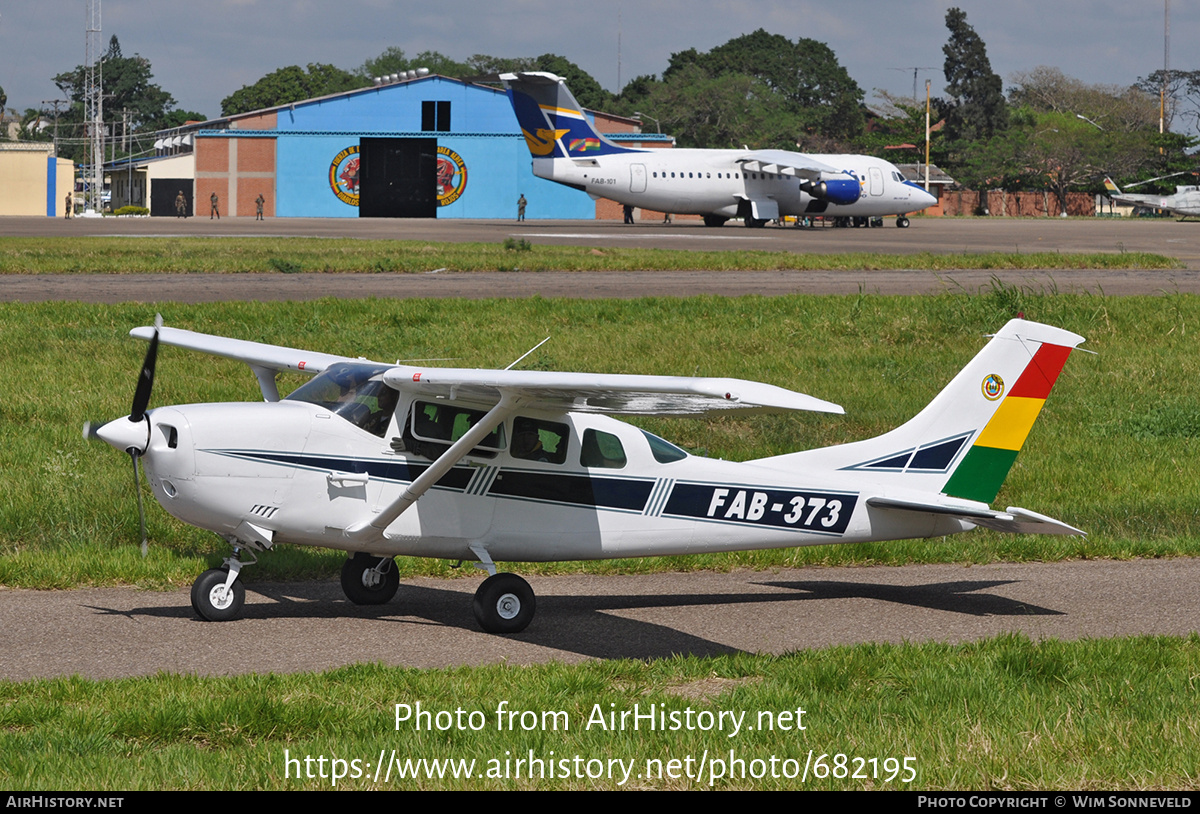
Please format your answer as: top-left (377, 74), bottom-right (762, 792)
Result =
top-left (685, 29), bottom-right (864, 140)
top-left (941, 8), bottom-right (1007, 142)
top-left (1006, 68), bottom-right (1190, 199)
top-left (358, 46), bottom-right (408, 80)
top-left (616, 30), bottom-right (863, 149)
top-left (627, 65), bottom-right (806, 149)
top-left (1012, 66), bottom-right (1157, 131)
top-left (533, 54), bottom-right (612, 111)
top-left (1135, 69), bottom-right (1200, 135)
top-left (53, 36), bottom-right (184, 134)
top-left (222, 63), bottom-right (365, 116)
top-left (359, 48), bottom-right (482, 81)
top-left (466, 54), bottom-right (538, 76)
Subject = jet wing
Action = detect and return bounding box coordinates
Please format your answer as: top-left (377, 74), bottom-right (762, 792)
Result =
top-left (866, 497), bottom-right (1084, 536)
top-left (382, 366), bottom-right (844, 416)
top-left (736, 150), bottom-right (850, 180)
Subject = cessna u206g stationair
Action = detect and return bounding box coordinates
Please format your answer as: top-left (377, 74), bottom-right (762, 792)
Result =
top-left (502, 71), bottom-right (938, 227)
top-left (90, 318), bottom-right (1084, 634)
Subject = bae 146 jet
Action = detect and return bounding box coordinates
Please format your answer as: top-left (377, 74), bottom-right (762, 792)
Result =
top-left (87, 317), bottom-right (1085, 634)
top-left (502, 71), bottom-right (937, 228)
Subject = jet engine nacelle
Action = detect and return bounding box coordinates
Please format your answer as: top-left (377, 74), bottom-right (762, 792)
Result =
top-left (800, 178), bottom-right (861, 205)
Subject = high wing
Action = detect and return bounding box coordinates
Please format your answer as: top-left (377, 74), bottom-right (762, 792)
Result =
top-left (382, 365), bottom-right (844, 416)
top-left (347, 364), bottom-right (842, 543)
top-left (131, 325), bottom-right (362, 401)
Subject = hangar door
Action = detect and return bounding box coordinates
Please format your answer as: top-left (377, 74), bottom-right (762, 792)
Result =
top-left (151, 179), bottom-right (193, 217)
top-left (358, 137), bottom-right (437, 218)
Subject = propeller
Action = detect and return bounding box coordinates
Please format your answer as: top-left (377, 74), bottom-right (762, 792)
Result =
top-left (84, 314), bottom-right (163, 557)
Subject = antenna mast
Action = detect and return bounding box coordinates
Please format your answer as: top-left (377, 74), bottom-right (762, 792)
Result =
top-left (84, 0), bottom-right (103, 214)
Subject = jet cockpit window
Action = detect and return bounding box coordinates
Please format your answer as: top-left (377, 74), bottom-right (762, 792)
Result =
top-left (285, 362), bottom-right (399, 437)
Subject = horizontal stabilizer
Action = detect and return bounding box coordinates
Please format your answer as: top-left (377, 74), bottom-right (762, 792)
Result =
top-left (867, 497), bottom-right (1084, 536)
top-left (383, 366), bottom-right (843, 416)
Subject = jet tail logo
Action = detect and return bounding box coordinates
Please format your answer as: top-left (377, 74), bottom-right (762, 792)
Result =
top-left (568, 138), bottom-right (601, 153)
top-left (523, 127), bottom-right (570, 156)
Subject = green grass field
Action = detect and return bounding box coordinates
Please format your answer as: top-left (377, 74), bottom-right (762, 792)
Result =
top-left (3, 634), bottom-right (1197, 790)
top-left (2, 286), bottom-right (1197, 791)
top-left (0, 236), bottom-right (1179, 274)
top-left (1, 288), bottom-right (1197, 588)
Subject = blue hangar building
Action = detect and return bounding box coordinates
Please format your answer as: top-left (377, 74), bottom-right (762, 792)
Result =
top-left (184, 74), bottom-right (657, 219)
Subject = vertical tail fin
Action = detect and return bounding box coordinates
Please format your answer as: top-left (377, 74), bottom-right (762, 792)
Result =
top-left (1103, 176), bottom-right (1122, 195)
top-left (763, 319), bottom-right (1085, 503)
top-left (500, 72), bottom-right (638, 160)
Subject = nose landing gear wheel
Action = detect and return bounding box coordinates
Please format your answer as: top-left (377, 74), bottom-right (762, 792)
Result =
top-left (473, 573), bottom-right (535, 634)
top-left (191, 568), bottom-right (245, 622)
top-left (341, 552), bottom-right (400, 605)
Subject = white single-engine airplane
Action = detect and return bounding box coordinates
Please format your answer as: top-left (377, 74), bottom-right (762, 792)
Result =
top-left (501, 71), bottom-right (938, 228)
top-left (89, 318), bottom-right (1084, 634)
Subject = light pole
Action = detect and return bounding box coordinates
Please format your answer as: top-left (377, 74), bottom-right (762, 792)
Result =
top-left (633, 111), bottom-right (660, 134)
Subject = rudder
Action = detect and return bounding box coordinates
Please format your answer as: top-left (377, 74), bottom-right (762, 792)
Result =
top-left (760, 318), bottom-right (1085, 503)
top-left (501, 72), bottom-right (638, 160)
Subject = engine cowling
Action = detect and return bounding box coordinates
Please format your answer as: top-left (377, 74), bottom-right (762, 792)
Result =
top-left (800, 178), bottom-right (861, 206)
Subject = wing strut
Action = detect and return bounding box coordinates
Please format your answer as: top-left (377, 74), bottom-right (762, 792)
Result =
top-left (344, 394), bottom-right (522, 543)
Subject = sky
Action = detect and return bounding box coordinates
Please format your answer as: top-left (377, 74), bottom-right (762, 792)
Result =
top-left (0, 0), bottom-right (1191, 123)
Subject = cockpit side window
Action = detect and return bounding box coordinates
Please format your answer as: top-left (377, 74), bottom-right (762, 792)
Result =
top-left (402, 401), bottom-right (507, 460)
top-left (284, 362), bottom-right (398, 438)
top-left (580, 429), bottom-right (626, 469)
top-left (511, 416), bottom-right (568, 464)
top-left (641, 430), bottom-right (688, 463)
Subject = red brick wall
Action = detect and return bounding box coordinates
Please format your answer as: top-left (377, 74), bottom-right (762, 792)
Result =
top-left (237, 138), bottom-right (275, 173)
top-left (236, 178), bottom-right (274, 218)
top-left (195, 140), bottom-right (228, 173)
top-left (233, 111), bottom-right (277, 130)
top-left (940, 189), bottom-right (1093, 217)
top-left (194, 178), bottom-right (228, 217)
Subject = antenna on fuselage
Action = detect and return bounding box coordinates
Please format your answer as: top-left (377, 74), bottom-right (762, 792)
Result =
top-left (505, 336), bottom-right (551, 370)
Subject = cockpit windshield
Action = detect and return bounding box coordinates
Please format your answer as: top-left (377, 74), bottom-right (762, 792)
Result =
top-left (285, 362), bottom-right (399, 437)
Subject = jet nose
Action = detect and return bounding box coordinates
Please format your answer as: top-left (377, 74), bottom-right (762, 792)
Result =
top-left (94, 415), bottom-right (151, 455)
top-left (913, 185), bottom-right (938, 211)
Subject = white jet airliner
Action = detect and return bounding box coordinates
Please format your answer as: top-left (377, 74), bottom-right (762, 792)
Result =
top-left (501, 71), bottom-right (937, 228)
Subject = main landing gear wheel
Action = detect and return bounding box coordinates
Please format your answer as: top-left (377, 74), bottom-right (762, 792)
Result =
top-left (341, 552), bottom-right (400, 605)
top-left (191, 568), bottom-right (245, 622)
top-left (472, 573), bottom-right (535, 634)
top-left (702, 215), bottom-right (728, 228)
top-left (896, 216), bottom-right (910, 228)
